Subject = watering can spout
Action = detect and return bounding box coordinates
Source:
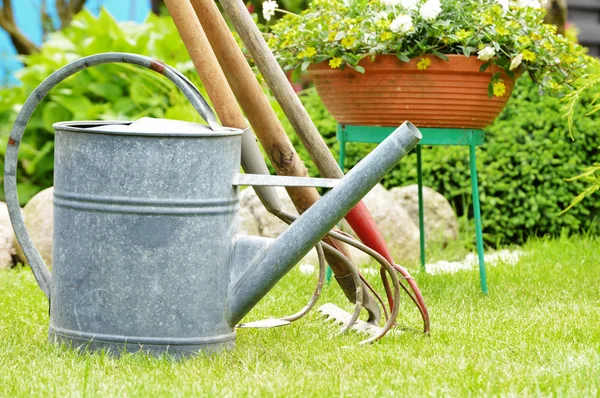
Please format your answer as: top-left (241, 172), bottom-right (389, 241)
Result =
top-left (228, 122), bottom-right (422, 325)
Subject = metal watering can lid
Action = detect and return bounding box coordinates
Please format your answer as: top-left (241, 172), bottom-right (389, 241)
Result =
top-left (64, 117), bottom-right (243, 137)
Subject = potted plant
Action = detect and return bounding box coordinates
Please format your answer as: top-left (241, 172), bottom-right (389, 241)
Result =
top-left (265, 0), bottom-right (588, 128)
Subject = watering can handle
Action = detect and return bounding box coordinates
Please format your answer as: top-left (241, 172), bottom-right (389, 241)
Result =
top-left (4, 52), bottom-right (221, 299)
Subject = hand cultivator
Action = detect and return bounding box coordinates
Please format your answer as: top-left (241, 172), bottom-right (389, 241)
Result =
top-left (5, 0), bottom-right (430, 357)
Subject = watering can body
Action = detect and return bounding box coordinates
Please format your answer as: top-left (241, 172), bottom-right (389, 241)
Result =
top-left (49, 120), bottom-right (241, 355)
top-left (45, 117), bottom-right (421, 356)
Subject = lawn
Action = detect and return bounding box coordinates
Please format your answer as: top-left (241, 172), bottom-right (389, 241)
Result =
top-left (0, 236), bottom-right (599, 396)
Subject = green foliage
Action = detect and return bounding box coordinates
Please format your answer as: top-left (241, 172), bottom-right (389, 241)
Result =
top-left (0, 9), bottom-right (206, 204)
top-left (267, 0), bottom-right (587, 96)
top-left (294, 77), bottom-right (599, 246)
top-left (560, 56), bottom-right (600, 212)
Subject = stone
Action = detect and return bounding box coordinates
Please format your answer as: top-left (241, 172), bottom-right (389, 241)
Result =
top-left (14, 187), bottom-right (54, 267)
top-left (239, 186), bottom-right (294, 238)
top-left (237, 202), bottom-right (260, 236)
top-left (238, 186), bottom-right (371, 265)
top-left (389, 184), bottom-right (459, 247)
top-left (0, 202), bottom-right (16, 269)
top-left (339, 184), bottom-right (421, 264)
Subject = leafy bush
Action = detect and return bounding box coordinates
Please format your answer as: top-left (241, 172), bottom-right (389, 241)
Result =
top-left (0, 9), bottom-right (205, 204)
top-left (293, 76), bottom-right (599, 246)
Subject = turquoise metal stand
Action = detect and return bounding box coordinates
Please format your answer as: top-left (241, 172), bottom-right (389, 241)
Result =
top-left (335, 124), bottom-right (488, 294)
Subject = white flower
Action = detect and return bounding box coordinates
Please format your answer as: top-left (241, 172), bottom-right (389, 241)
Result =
top-left (390, 14), bottom-right (414, 33)
top-left (510, 53), bottom-right (523, 70)
top-left (515, 0), bottom-right (541, 8)
top-left (400, 0), bottom-right (419, 10)
top-left (495, 0), bottom-right (509, 11)
top-left (477, 46), bottom-right (496, 61)
top-left (299, 263), bottom-right (315, 274)
top-left (262, 0), bottom-right (278, 21)
top-left (363, 32), bottom-right (377, 45)
top-left (419, 0), bottom-right (442, 21)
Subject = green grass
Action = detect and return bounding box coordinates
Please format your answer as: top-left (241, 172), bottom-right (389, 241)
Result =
top-left (1, 236), bottom-right (599, 396)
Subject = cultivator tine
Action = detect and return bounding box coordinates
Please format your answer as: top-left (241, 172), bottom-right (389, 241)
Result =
top-left (318, 303), bottom-right (383, 336)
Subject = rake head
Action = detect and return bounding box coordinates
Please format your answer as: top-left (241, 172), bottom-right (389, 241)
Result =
top-left (318, 303), bottom-right (383, 336)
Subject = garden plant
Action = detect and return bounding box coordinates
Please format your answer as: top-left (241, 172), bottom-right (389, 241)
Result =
top-left (266, 0), bottom-right (587, 98)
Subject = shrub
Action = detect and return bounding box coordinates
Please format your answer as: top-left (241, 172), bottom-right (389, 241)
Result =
top-left (293, 76), bottom-right (600, 246)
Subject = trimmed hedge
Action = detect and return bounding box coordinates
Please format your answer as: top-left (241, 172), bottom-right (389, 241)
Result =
top-left (292, 76), bottom-right (600, 246)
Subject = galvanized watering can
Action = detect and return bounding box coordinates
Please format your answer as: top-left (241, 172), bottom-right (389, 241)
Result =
top-left (5, 53), bottom-right (421, 356)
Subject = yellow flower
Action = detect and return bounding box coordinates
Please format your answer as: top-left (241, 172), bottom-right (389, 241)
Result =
top-left (455, 29), bottom-right (471, 41)
top-left (380, 31), bottom-right (393, 41)
top-left (517, 36), bottom-right (531, 45)
top-left (328, 32), bottom-right (337, 42)
top-left (496, 26), bottom-right (509, 36)
top-left (542, 41), bottom-right (555, 51)
top-left (305, 46), bottom-right (317, 57)
top-left (417, 57), bottom-right (432, 71)
top-left (493, 81), bottom-right (506, 97)
top-left (329, 57), bottom-right (343, 69)
top-left (543, 24), bottom-right (558, 34)
top-left (341, 36), bottom-right (357, 48)
top-left (375, 19), bottom-right (390, 29)
top-left (522, 49), bottom-right (536, 62)
top-left (531, 33), bottom-right (543, 41)
top-left (296, 51), bottom-right (306, 59)
top-left (564, 55), bottom-right (578, 64)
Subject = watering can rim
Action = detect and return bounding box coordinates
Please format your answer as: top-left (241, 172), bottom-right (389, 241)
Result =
top-left (53, 120), bottom-right (243, 138)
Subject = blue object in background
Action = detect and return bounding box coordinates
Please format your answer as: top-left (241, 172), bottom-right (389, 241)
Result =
top-left (0, 0), bottom-right (151, 86)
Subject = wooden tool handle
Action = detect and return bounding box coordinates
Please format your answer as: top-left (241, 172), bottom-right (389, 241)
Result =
top-left (189, 0), bottom-right (322, 212)
top-left (218, 0), bottom-right (344, 180)
top-left (165, 1), bottom-right (383, 322)
top-left (163, 0), bottom-right (246, 129)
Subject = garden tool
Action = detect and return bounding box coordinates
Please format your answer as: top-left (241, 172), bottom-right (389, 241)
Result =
top-left (5, 53), bottom-right (421, 356)
top-left (217, 0), bottom-right (429, 332)
top-left (164, 0), bottom-right (384, 323)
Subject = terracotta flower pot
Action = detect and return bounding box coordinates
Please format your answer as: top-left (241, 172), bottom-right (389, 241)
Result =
top-left (307, 54), bottom-right (518, 129)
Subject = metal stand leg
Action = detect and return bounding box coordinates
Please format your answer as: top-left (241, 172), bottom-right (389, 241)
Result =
top-left (416, 146), bottom-right (426, 270)
top-left (469, 144), bottom-right (488, 294)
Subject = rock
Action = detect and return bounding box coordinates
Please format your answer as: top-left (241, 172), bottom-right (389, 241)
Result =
top-left (389, 184), bottom-right (459, 247)
top-left (237, 201), bottom-right (260, 236)
top-left (0, 202), bottom-right (16, 269)
top-left (0, 201), bottom-right (11, 227)
top-left (238, 186), bottom-right (371, 265)
top-left (340, 184), bottom-right (421, 264)
top-left (239, 186), bottom-right (294, 238)
top-left (0, 226), bottom-right (14, 269)
top-left (14, 187), bottom-right (54, 267)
